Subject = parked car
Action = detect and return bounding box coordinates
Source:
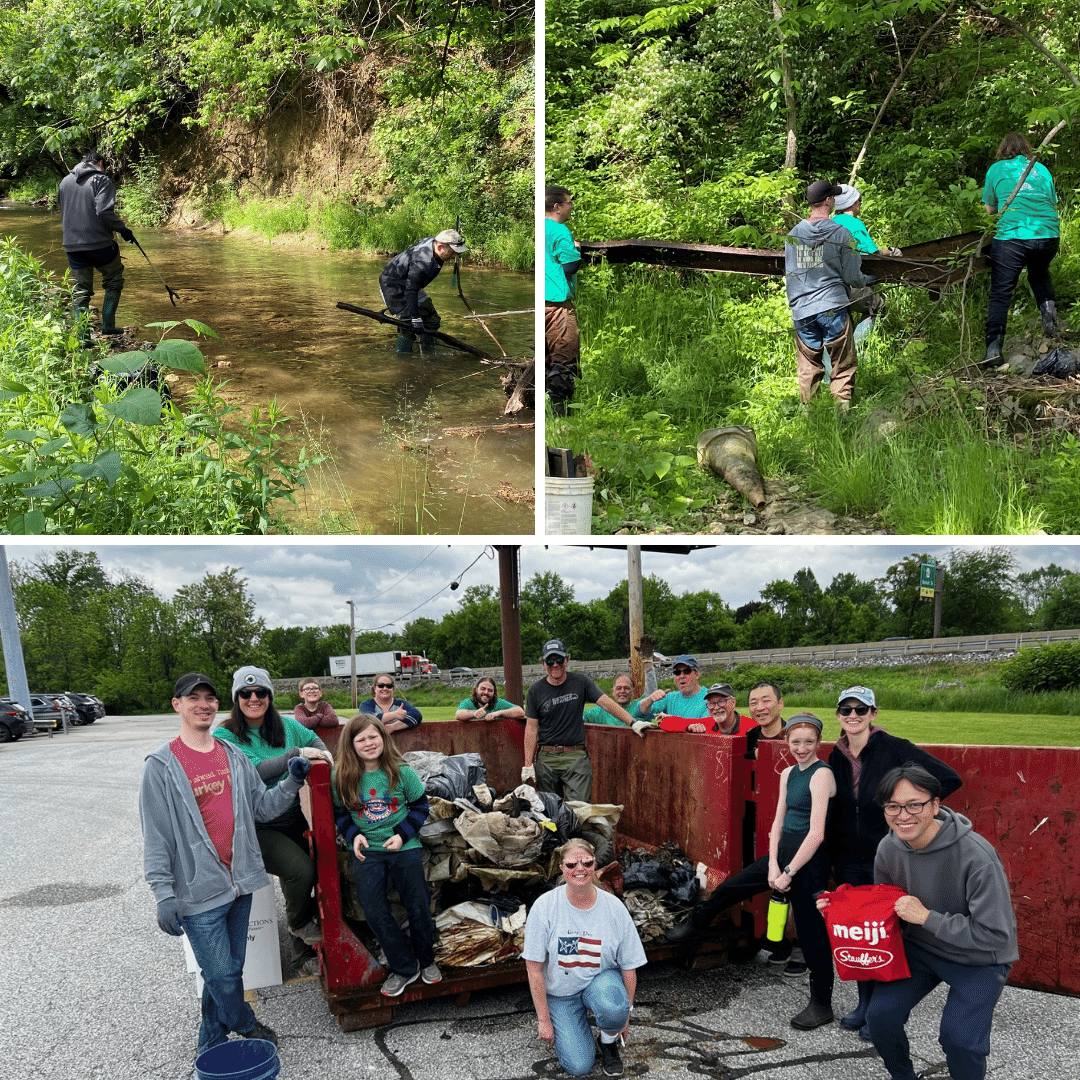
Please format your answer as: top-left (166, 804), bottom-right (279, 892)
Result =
top-left (59, 692), bottom-right (105, 725)
top-left (448, 667), bottom-right (475, 678)
top-left (29, 694), bottom-right (77, 732)
top-left (0, 698), bottom-right (34, 742)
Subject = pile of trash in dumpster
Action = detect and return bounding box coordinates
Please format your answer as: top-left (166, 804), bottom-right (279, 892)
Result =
top-left (334, 751), bottom-right (702, 967)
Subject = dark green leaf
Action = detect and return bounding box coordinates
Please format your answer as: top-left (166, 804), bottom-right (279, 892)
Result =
top-left (103, 387), bottom-right (163, 427)
top-left (60, 403), bottom-right (98, 436)
top-left (153, 338), bottom-right (206, 374)
top-left (98, 351), bottom-right (153, 374)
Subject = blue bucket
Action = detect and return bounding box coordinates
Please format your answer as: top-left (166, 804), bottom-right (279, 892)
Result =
top-left (193, 1039), bottom-right (281, 1080)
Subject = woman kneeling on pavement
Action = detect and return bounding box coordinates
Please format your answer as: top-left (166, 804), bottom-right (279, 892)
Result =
top-left (523, 839), bottom-right (647, 1077)
top-left (666, 714), bottom-right (837, 1029)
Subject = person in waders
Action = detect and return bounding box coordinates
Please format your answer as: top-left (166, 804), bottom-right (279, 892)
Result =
top-left (379, 229), bottom-right (467, 356)
top-left (57, 150), bottom-right (136, 345)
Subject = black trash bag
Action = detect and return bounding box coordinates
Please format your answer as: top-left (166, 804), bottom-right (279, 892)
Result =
top-left (621, 861), bottom-right (669, 890)
top-left (424, 753), bottom-right (487, 801)
top-left (536, 790), bottom-right (580, 841)
top-left (1033, 347), bottom-right (1080, 378)
top-left (667, 864), bottom-right (700, 906)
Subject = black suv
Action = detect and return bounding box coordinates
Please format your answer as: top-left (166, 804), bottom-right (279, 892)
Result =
top-left (62, 692), bottom-right (106, 725)
top-left (0, 699), bottom-right (35, 742)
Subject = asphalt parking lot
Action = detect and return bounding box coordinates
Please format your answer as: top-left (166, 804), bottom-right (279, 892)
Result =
top-left (1, 714), bottom-right (1077, 1080)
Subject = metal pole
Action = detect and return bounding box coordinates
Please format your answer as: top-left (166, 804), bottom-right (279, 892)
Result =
top-left (0, 548), bottom-right (34, 733)
top-left (933, 567), bottom-right (945, 638)
top-left (497, 546), bottom-right (523, 706)
top-left (628, 546), bottom-right (645, 696)
top-left (347, 600), bottom-right (357, 709)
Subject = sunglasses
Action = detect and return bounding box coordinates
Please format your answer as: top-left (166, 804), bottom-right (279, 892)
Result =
top-left (544, 656), bottom-right (566, 666)
top-left (837, 705), bottom-right (872, 716)
top-left (375, 682), bottom-right (395, 689)
top-left (563, 859), bottom-right (595, 870)
top-left (673, 667), bottom-right (694, 676)
top-left (238, 688), bottom-right (269, 700)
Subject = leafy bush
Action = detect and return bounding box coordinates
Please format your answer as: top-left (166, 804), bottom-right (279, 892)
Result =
top-left (117, 154), bottom-right (171, 227)
top-left (1000, 643), bottom-right (1080, 692)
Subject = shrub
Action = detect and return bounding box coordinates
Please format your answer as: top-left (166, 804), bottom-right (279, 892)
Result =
top-left (1000, 643), bottom-right (1080, 692)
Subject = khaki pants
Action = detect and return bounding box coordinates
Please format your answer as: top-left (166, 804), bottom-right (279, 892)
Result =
top-left (795, 316), bottom-right (857, 403)
top-left (545, 301), bottom-right (580, 410)
top-left (535, 749), bottom-right (592, 802)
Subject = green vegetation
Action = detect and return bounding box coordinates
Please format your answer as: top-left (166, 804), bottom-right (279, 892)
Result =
top-left (1000, 642), bottom-right (1080, 692)
top-left (0, 239), bottom-right (314, 533)
top-left (546, 0), bottom-right (1080, 533)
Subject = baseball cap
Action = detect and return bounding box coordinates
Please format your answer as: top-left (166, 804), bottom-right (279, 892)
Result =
top-left (434, 228), bottom-right (468, 254)
top-left (705, 682), bottom-right (736, 699)
top-left (787, 712), bottom-right (823, 733)
top-left (806, 178), bottom-right (843, 205)
top-left (833, 184), bottom-right (861, 212)
top-left (837, 685), bottom-right (876, 708)
top-left (673, 654), bottom-right (700, 671)
top-left (231, 665), bottom-right (275, 700)
top-left (542, 638), bottom-right (568, 660)
top-left (173, 673), bottom-right (218, 699)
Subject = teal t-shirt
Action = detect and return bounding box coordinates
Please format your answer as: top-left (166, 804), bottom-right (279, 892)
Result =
top-left (545, 217), bottom-right (578, 303)
top-left (457, 696), bottom-right (518, 714)
top-left (982, 156), bottom-right (1059, 240)
top-left (214, 716), bottom-right (318, 787)
top-left (584, 698), bottom-right (642, 725)
top-left (332, 764), bottom-right (425, 851)
top-left (833, 213), bottom-right (879, 254)
top-left (642, 687), bottom-right (710, 720)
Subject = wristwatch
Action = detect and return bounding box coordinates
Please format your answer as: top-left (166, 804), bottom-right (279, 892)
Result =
top-left (783, 864), bottom-right (795, 876)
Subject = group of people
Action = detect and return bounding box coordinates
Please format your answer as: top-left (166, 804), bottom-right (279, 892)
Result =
top-left (142, 659), bottom-right (1019, 1080)
top-left (545, 130), bottom-right (1062, 414)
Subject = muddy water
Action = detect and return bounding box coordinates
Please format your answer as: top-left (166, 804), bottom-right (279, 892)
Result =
top-left (0, 205), bottom-right (535, 535)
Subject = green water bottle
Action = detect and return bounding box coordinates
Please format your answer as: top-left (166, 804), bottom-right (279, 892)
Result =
top-left (766, 890), bottom-right (789, 942)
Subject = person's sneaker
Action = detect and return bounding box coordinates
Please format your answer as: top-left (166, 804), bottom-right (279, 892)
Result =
top-left (598, 1036), bottom-right (624, 1077)
top-left (240, 1021), bottom-right (278, 1045)
top-left (767, 947), bottom-right (790, 965)
top-left (291, 919), bottom-right (323, 945)
top-left (790, 999), bottom-right (834, 1030)
top-left (381, 966), bottom-right (421, 997)
top-left (421, 963), bottom-right (442, 984)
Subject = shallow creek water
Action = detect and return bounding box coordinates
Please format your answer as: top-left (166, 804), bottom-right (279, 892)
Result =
top-left (1, 205), bottom-right (536, 535)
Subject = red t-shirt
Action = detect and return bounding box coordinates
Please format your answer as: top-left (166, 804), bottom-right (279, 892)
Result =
top-left (171, 737), bottom-right (235, 869)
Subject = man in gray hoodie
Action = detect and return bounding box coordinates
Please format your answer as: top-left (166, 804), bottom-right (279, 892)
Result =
top-left (57, 151), bottom-right (135, 343)
top-left (864, 763), bottom-right (1018, 1080)
top-left (784, 179), bottom-right (874, 405)
top-left (139, 673), bottom-right (312, 1061)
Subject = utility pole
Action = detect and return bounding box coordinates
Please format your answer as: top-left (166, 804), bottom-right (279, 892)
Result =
top-left (628, 547), bottom-right (644, 695)
top-left (497, 546), bottom-right (523, 706)
top-left (346, 599), bottom-right (357, 708)
top-left (933, 566), bottom-right (945, 638)
top-left (0, 548), bottom-right (33, 729)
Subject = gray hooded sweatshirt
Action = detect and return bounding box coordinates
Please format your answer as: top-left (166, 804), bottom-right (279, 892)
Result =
top-left (784, 217), bottom-right (871, 321)
top-left (874, 805), bottom-right (1019, 967)
top-left (140, 738), bottom-right (307, 917)
top-left (57, 160), bottom-right (129, 253)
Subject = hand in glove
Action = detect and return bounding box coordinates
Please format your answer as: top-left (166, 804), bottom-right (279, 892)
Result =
top-left (157, 897), bottom-right (183, 936)
top-left (119, 228), bottom-right (135, 244)
top-left (288, 756), bottom-right (312, 781)
top-left (888, 247), bottom-right (903, 257)
top-left (521, 764), bottom-right (536, 783)
top-left (631, 720), bottom-right (651, 738)
top-left (411, 318), bottom-right (425, 334)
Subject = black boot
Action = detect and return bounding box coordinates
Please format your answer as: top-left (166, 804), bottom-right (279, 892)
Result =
top-left (981, 336), bottom-right (1005, 367)
top-left (395, 332), bottom-right (415, 354)
top-left (791, 972), bottom-right (834, 1029)
top-left (100, 290), bottom-right (123, 335)
top-left (840, 979), bottom-right (874, 1030)
top-left (665, 918), bottom-right (700, 943)
top-left (419, 332), bottom-right (438, 357)
top-left (1040, 300), bottom-right (1060, 336)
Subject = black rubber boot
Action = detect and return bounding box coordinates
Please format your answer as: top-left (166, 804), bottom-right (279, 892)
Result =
top-left (791, 972), bottom-right (834, 1029)
top-left (981, 336), bottom-right (1005, 367)
top-left (1040, 300), bottom-right (1059, 336)
top-left (665, 918), bottom-right (699, 943)
top-left (840, 980), bottom-right (874, 1030)
top-left (419, 332), bottom-right (438, 357)
top-left (100, 290), bottom-right (123, 335)
top-left (395, 332), bottom-right (414, 354)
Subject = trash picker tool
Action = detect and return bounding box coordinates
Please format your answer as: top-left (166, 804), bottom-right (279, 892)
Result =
top-left (131, 238), bottom-right (181, 306)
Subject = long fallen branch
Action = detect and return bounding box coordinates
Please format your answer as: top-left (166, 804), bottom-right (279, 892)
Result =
top-left (335, 302), bottom-right (492, 359)
top-left (463, 309), bottom-right (534, 319)
top-left (442, 422), bottom-right (535, 436)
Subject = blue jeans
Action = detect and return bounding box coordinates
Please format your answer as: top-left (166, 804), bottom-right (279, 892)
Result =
top-left (182, 893), bottom-right (257, 1056)
top-left (793, 307), bottom-right (851, 349)
top-left (350, 847), bottom-right (435, 977)
top-left (864, 939), bottom-right (1011, 1080)
top-left (547, 969), bottom-right (630, 1077)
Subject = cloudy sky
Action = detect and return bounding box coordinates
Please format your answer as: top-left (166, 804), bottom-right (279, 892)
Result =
top-left (5, 539), bottom-right (1080, 633)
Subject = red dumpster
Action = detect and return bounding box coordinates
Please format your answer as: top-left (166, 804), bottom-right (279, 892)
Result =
top-left (306, 721), bottom-right (1080, 1029)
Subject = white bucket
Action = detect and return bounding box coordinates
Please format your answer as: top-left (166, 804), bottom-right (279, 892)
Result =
top-left (545, 476), bottom-right (594, 535)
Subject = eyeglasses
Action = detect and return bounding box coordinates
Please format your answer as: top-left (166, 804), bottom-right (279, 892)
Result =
top-left (544, 656), bottom-right (566, 666)
top-left (883, 799), bottom-right (935, 817)
top-left (563, 859), bottom-right (595, 870)
top-left (673, 667), bottom-right (694, 676)
top-left (238, 688), bottom-right (269, 700)
top-left (837, 705), bottom-right (872, 716)
top-left (375, 683), bottom-right (394, 689)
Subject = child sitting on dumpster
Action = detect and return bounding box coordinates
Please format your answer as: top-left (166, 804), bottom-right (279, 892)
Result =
top-left (332, 714), bottom-right (442, 996)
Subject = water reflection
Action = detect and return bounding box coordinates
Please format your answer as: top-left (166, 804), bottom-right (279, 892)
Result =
top-left (0, 205), bottom-right (536, 535)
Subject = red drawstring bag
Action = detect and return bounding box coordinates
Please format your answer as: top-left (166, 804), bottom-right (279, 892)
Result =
top-left (821, 883), bottom-right (911, 981)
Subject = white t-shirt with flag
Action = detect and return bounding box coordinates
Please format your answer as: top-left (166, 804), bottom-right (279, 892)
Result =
top-left (523, 885), bottom-right (647, 996)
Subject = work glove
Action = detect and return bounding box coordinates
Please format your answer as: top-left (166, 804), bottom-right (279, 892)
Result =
top-left (411, 318), bottom-right (425, 334)
top-left (288, 756), bottom-right (312, 781)
top-left (119, 228), bottom-right (135, 244)
top-left (631, 720), bottom-right (651, 738)
top-left (520, 765), bottom-right (536, 783)
top-left (157, 897), bottom-right (183, 936)
top-left (888, 247), bottom-right (903, 257)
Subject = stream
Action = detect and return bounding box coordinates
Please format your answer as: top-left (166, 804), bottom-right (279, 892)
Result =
top-left (0, 205), bottom-right (536, 535)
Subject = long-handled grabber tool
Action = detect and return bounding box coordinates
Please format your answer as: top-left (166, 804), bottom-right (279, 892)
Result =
top-left (131, 237), bottom-right (182, 306)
